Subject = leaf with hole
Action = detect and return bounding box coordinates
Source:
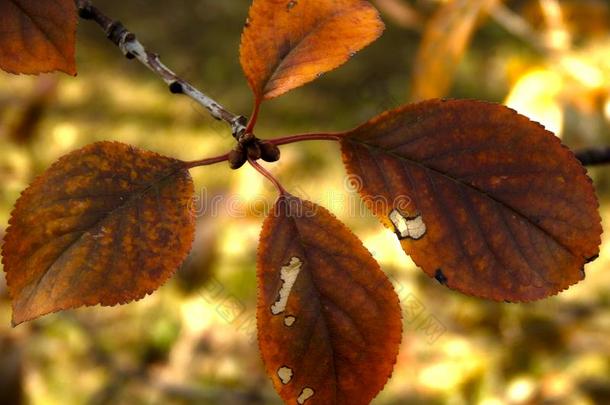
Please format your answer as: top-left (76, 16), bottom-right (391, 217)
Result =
top-left (257, 194), bottom-right (402, 405)
top-left (341, 99), bottom-right (601, 302)
top-left (2, 142), bottom-right (195, 325)
top-left (240, 0), bottom-right (384, 101)
top-left (0, 0), bottom-right (77, 75)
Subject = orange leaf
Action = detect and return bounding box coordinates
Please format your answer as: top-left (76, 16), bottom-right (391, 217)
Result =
top-left (240, 0), bottom-right (384, 101)
top-left (2, 142), bottom-right (195, 325)
top-left (0, 0), bottom-right (77, 75)
top-left (341, 99), bottom-right (602, 302)
top-left (257, 195), bottom-right (402, 405)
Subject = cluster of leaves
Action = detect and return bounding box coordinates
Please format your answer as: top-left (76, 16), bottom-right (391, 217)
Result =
top-left (0, 0), bottom-right (603, 404)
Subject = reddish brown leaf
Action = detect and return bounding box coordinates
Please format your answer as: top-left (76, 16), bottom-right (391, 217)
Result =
top-left (0, 0), bottom-right (77, 75)
top-left (240, 0), bottom-right (384, 101)
top-left (341, 99), bottom-right (601, 302)
top-left (2, 142), bottom-right (195, 325)
top-left (257, 195), bottom-right (402, 405)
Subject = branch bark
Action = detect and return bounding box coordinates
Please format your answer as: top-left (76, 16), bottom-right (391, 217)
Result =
top-left (575, 146), bottom-right (610, 167)
top-left (73, 0), bottom-right (610, 169)
top-left (74, 0), bottom-right (247, 140)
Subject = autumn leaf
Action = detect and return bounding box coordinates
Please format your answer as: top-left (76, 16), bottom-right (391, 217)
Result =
top-left (240, 0), bottom-right (384, 101)
top-left (0, 0), bottom-right (77, 75)
top-left (341, 99), bottom-right (602, 302)
top-left (2, 142), bottom-right (195, 325)
top-left (257, 195), bottom-right (402, 405)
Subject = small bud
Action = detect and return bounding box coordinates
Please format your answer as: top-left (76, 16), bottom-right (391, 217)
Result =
top-left (169, 82), bottom-right (183, 94)
top-left (77, 6), bottom-right (95, 20)
top-left (228, 148), bottom-right (247, 169)
top-left (247, 142), bottom-right (262, 160)
top-left (260, 142), bottom-right (280, 162)
top-left (240, 132), bottom-right (256, 145)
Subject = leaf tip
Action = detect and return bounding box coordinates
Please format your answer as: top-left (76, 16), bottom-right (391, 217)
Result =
top-left (10, 304), bottom-right (32, 328)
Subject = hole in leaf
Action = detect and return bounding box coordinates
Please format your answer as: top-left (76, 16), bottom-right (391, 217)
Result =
top-left (287, 0), bottom-right (298, 11)
top-left (389, 209), bottom-right (427, 240)
top-left (435, 269), bottom-right (448, 285)
top-left (270, 256), bottom-right (303, 315)
top-left (297, 387), bottom-right (315, 404)
top-left (278, 366), bottom-right (294, 385)
top-left (284, 315), bottom-right (297, 327)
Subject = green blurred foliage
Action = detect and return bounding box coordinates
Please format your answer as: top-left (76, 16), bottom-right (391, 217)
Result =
top-left (1, 0), bottom-right (610, 404)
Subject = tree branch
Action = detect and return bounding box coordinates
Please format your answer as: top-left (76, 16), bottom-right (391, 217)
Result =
top-left (269, 132), bottom-right (341, 146)
top-left (183, 152), bottom-right (230, 169)
top-left (575, 146), bottom-right (610, 167)
top-left (74, 0), bottom-right (248, 140)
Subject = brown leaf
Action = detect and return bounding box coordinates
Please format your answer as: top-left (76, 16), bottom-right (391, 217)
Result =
top-left (257, 195), bottom-right (402, 405)
top-left (341, 99), bottom-right (601, 302)
top-left (240, 0), bottom-right (384, 101)
top-left (0, 0), bottom-right (77, 75)
top-left (2, 142), bottom-right (195, 325)
top-left (409, 0), bottom-right (497, 101)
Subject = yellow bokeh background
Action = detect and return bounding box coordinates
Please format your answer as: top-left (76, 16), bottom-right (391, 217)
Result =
top-left (1, 1), bottom-right (609, 404)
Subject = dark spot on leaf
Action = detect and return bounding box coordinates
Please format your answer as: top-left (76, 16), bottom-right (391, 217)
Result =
top-left (434, 269), bottom-right (447, 285)
top-left (287, 1), bottom-right (298, 11)
top-left (585, 254), bottom-right (599, 264)
top-left (278, 40), bottom-right (292, 61)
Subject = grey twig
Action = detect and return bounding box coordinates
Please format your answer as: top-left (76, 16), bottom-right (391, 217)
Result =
top-left (74, 0), bottom-right (247, 140)
top-left (489, 2), bottom-right (547, 52)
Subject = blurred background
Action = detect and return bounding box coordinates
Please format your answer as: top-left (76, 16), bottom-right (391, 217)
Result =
top-left (1, 0), bottom-right (610, 404)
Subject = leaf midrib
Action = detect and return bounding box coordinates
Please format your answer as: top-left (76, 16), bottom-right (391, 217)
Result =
top-left (263, 5), bottom-right (364, 94)
top-left (283, 207), bottom-right (340, 404)
top-left (9, 0), bottom-right (69, 61)
top-left (21, 165), bottom-right (186, 311)
top-left (346, 138), bottom-right (579, 258)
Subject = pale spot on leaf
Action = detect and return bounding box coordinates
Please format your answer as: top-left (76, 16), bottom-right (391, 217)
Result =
top-left (271, 257), bottom-right (303, 315)
top-left (284, 316), bottom-right (296, 327)
top-left (389, 209), bottom-right (426, 240)
top-left (278, 366), bottom-right (294, 384)
top-left (297, 387), bottom-right (315, 404)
